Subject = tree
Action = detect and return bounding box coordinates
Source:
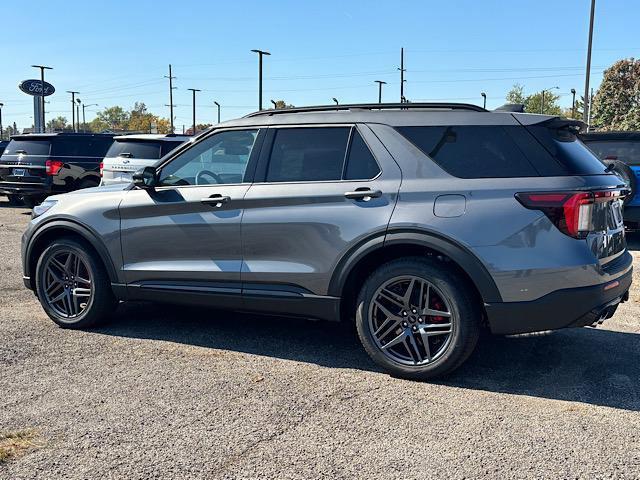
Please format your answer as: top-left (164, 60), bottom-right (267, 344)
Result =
top-left (591, 58), bottom-right (640, 131)
top-left (46, 116), bottom-right (70, 132)
top-left (273, 100), bottom-right (294, 109)
top-left (96, 106), bottom-right (130, 130)
top-left (505, 84), bottom-right (561, 115)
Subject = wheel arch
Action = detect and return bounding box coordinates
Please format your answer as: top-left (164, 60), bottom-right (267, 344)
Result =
top-left (330, 228), bottom-right (502, 321)
top-left (25, 219), bottom-right (119, 288)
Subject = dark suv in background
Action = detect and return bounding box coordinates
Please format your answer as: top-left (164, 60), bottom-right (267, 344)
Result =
top-left (22, 103), bottom-right (632, 380)
top-left (581, 131), bottom-right (640, 229)
top-left (0, 133), bottom-right (114, 207)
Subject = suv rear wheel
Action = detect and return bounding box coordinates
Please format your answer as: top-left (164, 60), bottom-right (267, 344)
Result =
top-left (35, 238), bottom-right (117, 328)
top-left (355, 257), bottom-right (480, 380)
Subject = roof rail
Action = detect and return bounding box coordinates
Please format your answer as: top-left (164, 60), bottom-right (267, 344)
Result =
top-left (244, 102), bottom-right (487, 118)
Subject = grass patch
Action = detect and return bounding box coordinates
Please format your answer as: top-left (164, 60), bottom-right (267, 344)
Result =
top-left (0, 429), bottom-right (41, 463)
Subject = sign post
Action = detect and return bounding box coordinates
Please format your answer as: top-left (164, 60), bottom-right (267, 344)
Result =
top-left (18, 79), bottom-right (56, 133)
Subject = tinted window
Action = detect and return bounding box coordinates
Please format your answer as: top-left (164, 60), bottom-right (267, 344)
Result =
top-left (107, 141), bottom-right (162, 159)
top-left (2, 140), bottom-right (50, 156)
top-left (50, 136), bottom-right (113, 157)
top-left (527, 126), bottom-right (607, 175)
top-left (582, 140), bottom-right (640, 166)
top-left (344, 130), bottom-right (381, 180)
top-left (160, 129), bottom-right (257, 186)
top-left (266, 127), bottom-right (350, 182)
top-left (397, 126), bottom-right (538, 178)
top-left (160, 140), bottom-right (185, 157)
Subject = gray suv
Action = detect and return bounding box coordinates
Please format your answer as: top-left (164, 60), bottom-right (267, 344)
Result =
top-left (21, 103), bottom-right (633, 379)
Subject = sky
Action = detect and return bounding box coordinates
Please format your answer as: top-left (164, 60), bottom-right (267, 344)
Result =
top-left (0, 0), bottom-right (638, 131)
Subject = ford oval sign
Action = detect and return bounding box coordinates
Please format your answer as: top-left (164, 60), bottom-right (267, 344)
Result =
top-left (19, 79), bottom-right (55, 97)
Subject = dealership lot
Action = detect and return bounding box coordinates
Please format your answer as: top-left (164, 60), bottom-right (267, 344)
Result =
top-left (1, 198), bottom-right (639, 478)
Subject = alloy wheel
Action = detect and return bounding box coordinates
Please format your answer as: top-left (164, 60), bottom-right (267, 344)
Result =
top-left (368, 275), bottom-right (455, 366)
top-left (42, 250), bottom-right (93, 320)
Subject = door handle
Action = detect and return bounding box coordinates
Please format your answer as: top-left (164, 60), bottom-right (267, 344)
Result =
top-left (201, 194), bottom-right (231, 207)
top-left (344, 188), bottom-right (382, 200)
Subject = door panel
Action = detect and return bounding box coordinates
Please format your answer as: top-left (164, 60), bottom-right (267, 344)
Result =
top-left (241, 125), bottom-right (401, 295)
top-left (120, 185), bottom-right (249, 284)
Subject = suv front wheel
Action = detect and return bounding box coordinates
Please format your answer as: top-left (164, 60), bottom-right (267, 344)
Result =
top-left (355, 257), bottom-right (480, 380)
top-left (35, 238), bottom-right (117, 328)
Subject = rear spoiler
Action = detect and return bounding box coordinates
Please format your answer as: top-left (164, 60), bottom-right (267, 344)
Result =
top-left (494, 103), bottom-right (524, 112)
top-left (540, 118), bottom-right (587, 134)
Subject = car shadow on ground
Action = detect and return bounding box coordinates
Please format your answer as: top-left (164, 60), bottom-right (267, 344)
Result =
top-left (627, 231), bottom-right (640, 250)
top-left (97, 301), bottom-right (640, 412)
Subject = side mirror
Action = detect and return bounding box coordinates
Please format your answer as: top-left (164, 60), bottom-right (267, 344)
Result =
top-left (132, 166), bottom-right (157, 190)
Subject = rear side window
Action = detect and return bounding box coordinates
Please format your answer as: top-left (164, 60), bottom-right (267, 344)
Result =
top-left (582, 140), bottom-right (640, 166)
top-left (2, 140), bottom-right (50, 156)
top-left (266, 127), bottom-right (350, 182)
top-left (396, 126), bottom-right (538, 178)
top-left (52, 137), bottom-right (93, 156)
top-left (106, 141), bottom-right (162, 159)
top-left (344, 130), bottom-right (381, 180)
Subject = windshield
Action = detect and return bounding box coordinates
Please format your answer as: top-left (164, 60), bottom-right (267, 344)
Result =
top-left (106, 141), bottom-right (163, 159)
top-left (583, 140), bottom-right (640, 166)
top-left (1, 140), bottom-right (51, 157)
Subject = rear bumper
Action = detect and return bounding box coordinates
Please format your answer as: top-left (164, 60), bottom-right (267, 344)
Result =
top-left (0, 181), bottom-right (52, 197)
top-left (486, 252), bottom-right (633, 335)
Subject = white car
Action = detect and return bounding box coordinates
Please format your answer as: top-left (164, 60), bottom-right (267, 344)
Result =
top-left (100, 134), bottom-right (189, 185)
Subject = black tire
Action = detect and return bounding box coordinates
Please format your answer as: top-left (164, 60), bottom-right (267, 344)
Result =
top-left (605, 159), bottom-right (637, 205)
top-left (7, 194), bottom-right (24, 206)
top-left (355, 257), bottom-right (481, 380)
top-left (35, 237), bottom-right (117, 329)
top-left (77, 179), bottom-right (99, 190)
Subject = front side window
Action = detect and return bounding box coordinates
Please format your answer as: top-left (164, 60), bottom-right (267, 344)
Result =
top-left (159, 129), bottom-right (258, 186)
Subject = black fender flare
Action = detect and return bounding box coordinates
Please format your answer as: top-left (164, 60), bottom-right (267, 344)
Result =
top-left (25, 219), bottom-right (119, 285)
top-left (328, 228), bottom-right (502, 303)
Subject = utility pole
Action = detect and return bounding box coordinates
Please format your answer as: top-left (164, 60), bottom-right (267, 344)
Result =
top-left (398, 48), bottom-right (406, 103)
top-left (587, 87), bottom-right (594, 131)
top-left (165, 64), bottom-right (176, 133)
top-left (374, 80), bottom-right (387, 103)
top-left (0, 103), bottom-right (3, 140)
top-left (251, 49), bottom-right (271, 110)
top-left (187, 88), bottom-right (200, 135)
top-left (571, 88), bottom-right (577, 118)
top-left (540, 86), bottom-right (559, 114)
top-left (31, 65), bottom-right (52, 132)
top-left (67, 91), bottom-right (79, 132)
top-left (583, 0), bottom-right (596, 123)
top-left (76, 99), bottom-right (81, 132)
top-left (481, 92), bottom-right (487, 109)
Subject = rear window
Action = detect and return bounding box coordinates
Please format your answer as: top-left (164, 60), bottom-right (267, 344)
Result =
top-left (106, 141), bottom-right (163, 160)
top-left (160, 140), bottom-right (185, 157)
top-left (582, 140), bottom-right (640, 166)
top-left (396, 125), bottom-right (607, 178)
top-left (2, 140), bottom-right (50, 156)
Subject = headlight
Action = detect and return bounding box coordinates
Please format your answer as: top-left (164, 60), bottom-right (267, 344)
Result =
top-left (32, 199), bottom-right (58, 218)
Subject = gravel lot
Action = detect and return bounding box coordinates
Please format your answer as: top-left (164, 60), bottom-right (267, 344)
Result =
top-left (1, 197), bottom-right (639, 479)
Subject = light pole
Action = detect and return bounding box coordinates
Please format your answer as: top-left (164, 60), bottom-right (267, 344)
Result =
top-left (251, 49), bottom-right (271, 110)
top-left (76, 99), bottom-right (81, 132)
top-left (271, 99), bottom-right (277, 109)
top-left (82, 103), bottom-right (97, 131)
top-left (374, 80), bottom-right (387, 103)
top-left (571, 88), bottom-right (577, 118)
top-left (481, 92), bottom-right (487, 109)
top-left (0, 103), bottom-right (3, 140)
top-left (66, 91), bottom-right (79, 132)
top-left (214, 101), bottom-right (220, 123)
top-left (540, 86), bottom-right (559, 114)
top-left (31, 65), bottom-right (52, 132)
top-left (583, 0), bottom-right (596, 123)
top-left (187, 88), bottom-right (200, 135)
top-left (332, 98), bottom-right (339, 105)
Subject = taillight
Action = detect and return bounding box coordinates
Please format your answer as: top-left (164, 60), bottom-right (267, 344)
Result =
top-left (99, 162), bottom-right (103, 177)
top-left (516, 191), bottom-right (621, 239)
top-left (45, 159), bottom-right (64, 176)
